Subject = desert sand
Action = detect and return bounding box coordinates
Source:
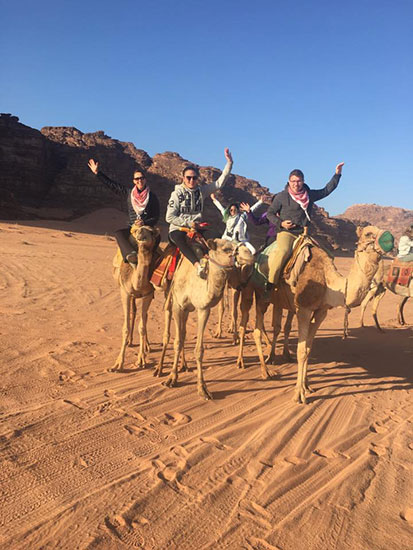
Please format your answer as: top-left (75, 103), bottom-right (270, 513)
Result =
top-left (0, 211), bottom-right (412, 550)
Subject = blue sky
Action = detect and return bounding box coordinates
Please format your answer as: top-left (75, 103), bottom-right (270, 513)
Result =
top-left (2, 0), bottom-right (412, 215)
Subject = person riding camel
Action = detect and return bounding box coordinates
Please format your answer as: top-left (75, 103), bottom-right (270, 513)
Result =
top-left (238, 192), bottom-right (278, 249)
top-left (266, 162), bottom-right (345, 290)
top-left (397, 225), bottom-right (413, 262)
top-left (210, 193), bottom-right (260, 254)
top-left (166, 148), bottom-right (233, 278)
top-left (87, 159), bottom-right (160, 267)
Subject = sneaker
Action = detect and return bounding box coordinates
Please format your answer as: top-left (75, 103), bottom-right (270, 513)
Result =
top-left (126, 252), bottom-right (138, 268)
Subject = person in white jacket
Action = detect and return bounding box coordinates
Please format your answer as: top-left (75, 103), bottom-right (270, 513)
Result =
top-left (166, 148), bottom-right (233, 277)
top-left (210, 194), bottom-right (262, 254)
top-left (397, 225), bottom-right (413, 262)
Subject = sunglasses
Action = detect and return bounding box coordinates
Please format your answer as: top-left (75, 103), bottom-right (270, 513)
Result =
top-left (185, 176), bottom-right (198, 181)
top-left (134, 177), bottom-right (145, 181)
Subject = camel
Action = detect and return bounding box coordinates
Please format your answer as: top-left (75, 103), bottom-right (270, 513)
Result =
top-left (356, 261), bottom-right (412, 331)
top-left (154, 239), bottom-right (254, 399)
top-left (238, 226), bottom-right (393, 404)
top-left (112, 224), bottom-right (159, 371)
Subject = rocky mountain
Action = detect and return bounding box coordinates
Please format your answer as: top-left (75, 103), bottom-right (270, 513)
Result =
top-left (0, 113), bottom-right (361, 253)
top-left (338, 204), bottom-right (413, 241)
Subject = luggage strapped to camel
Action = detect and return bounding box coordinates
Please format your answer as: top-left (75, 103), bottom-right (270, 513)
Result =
top-left (150, 225), bottom-right (210, 288)
top-left (386, 259), bottom-right (413, 287)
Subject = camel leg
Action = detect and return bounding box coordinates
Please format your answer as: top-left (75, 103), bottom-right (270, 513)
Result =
top-left (358, 287), bottom-right (376, 328)
top-left (282, 310), bottom-right (294, 362)
top-left (128, 298), bottom-right (137, 346)
top-left (153, 295), bottom-right (172, 377)
top-left (113, 291), bottom-right (132, 371)
top-left (398, 296), bottom-right (409, 325)
top-left (194, 308), bottom-right (213, 400)
top-left (236, 286), bottom-right (253, 369)
top-left (213, 296), bottom-right (225, 338)
top-left (253, 294), bottom-right (273, 380)
top-left (371, 288), bottom-right (386, 332)
top-left (343, 307), bottom-right (350, 339)
top-left (266, 306), bottom-right (282, 365)
top-left (229, 289), bottom-right (241, 345)
top-left (135, 294), bottom-right (153, 369)
top-left (164, 302), bottom-right (184, 388)
top-left (179, 309), bottom-right (190, 372)
top-left (294, 309), bottom-right (327, 404)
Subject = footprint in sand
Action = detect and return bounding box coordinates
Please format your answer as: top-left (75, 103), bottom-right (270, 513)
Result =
top-left (160, 412), bottom-right (191, 426)
top-left (369, 443), bottom-right (388, 457)
top-left (284, 456), bottom-right (307, 466)
top-left (400, 508), bottom-right (413, 525)
top-left (199, 436), bottom-right (228, 451)
top-left (313, 449), bottom-right (349, 459)
top-left (369, 422), bottom-right (388, 434)
top-left (246, 537), bottom-right (282, 550)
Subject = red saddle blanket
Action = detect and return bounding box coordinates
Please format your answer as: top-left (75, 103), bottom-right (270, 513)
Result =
top-left (386, 260), bottom-right (413, 287)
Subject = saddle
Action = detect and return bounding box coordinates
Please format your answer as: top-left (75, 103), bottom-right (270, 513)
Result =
top-left (254, 233), bottom-right (319, 291)
top-left (150, 228), bottom-right (208, 288)
top-left (386, 259), bottom-right (413, 287)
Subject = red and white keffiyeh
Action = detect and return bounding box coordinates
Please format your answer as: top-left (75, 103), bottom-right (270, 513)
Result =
top-left (288, 187), bottom-right (310, 220)
top-left (131, 186), bottom-right (150, 217)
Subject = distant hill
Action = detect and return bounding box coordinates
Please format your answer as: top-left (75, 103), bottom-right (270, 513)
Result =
top-left (337, 204), bottom-right (413, 241)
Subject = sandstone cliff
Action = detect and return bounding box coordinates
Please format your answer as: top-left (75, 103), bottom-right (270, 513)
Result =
top-left (0, 114), bottom-right (360, 253)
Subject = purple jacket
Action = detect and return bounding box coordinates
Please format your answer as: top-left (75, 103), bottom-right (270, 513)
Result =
top-left (248, 210), bottom-right (277, 239)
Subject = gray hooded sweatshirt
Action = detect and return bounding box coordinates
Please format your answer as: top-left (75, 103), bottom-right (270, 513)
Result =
top-left (166, 160), bottom-right (233, 233)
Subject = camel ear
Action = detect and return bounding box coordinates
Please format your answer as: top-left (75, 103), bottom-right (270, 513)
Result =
top-left (356, 226), bottom-right (362, 238)
top-left (207, 238), bottom-right (217, 250)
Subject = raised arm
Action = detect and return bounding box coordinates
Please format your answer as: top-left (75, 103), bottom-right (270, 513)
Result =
top-left (203, 148), bottom-right (233, 196)
top-left (310, 162), bottom-right (344, 202)
top-left (210, 193), bottom-right (226, 216)
top-left (87, 158), bottom-right (128, 196)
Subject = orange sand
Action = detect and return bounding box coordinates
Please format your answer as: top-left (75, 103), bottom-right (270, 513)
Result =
top-left (0, 213), bottom-right (412, 550)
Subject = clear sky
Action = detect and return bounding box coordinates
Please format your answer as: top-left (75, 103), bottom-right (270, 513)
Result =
top-left (2, 0), bottom-right (412, 215)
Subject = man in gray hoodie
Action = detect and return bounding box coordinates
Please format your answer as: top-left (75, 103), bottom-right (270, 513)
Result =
top-left (166, 148), bottom-right (233, 277)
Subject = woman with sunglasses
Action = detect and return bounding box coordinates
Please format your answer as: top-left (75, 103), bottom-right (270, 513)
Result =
top-left (87, 158), bottom-right (160, 267)
top-left (166, 148), bottom-right (233, 277)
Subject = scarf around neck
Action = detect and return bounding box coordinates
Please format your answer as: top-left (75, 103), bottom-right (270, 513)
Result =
top-left (288, 186), bottom-right (310, 221)
top-left (131, 186), bottom-right (150, 217)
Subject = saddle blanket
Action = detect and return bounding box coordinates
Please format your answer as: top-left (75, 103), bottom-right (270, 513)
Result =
top-left (387, 260), bottom-right (413, 287)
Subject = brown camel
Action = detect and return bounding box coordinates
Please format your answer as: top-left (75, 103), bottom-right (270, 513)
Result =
top-left (356, 261), bottom-right (412, 331)
top-left (112, 224), bottom-right (159, 371)
top-left (239, 226), bottom-right (392, 404)
top-left (155, 240), bottom-right (254, 399)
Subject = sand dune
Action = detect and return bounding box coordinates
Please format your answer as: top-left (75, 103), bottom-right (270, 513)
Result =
top-left (0, 215), bottom-right (412, 550)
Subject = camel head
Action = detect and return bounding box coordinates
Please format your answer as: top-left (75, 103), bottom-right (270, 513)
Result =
top-left (225, 243), bottom-right (256, 287)
top-left (356, 225), bottom-right (394, 258)
top-left (130, 224), bottom-right (160, 250)
top-left (206, 240), bottom-right (255, 286)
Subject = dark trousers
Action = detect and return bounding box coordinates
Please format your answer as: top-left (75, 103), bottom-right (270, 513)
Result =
top-left (114, 228), bottom-right (136, 261)
top-left (169, 230), bottom-right (199, 265)
top-left (114, 227), bottom-right (161, 262)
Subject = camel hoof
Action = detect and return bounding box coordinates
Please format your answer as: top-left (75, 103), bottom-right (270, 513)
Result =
top-left (294, 388), bottom-right (308, 404)
top-left (265, 353), bottom-right (276, 365)
top-left (163, 376), bottom-right (177, 388)
top-left (261, 369), bottom-right (277, 380)
top-left (236, 361), bottom-right (245, 369)
top-left (213, 331), bottom-right (223, 339)
top-left (153, 366), bottom-right (163, 377)
top-left (198, 386), bottom-right (213, 400)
